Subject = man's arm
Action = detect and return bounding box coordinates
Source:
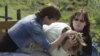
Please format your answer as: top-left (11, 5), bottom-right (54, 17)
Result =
top-left (48, 32), bottom-right (67, 52)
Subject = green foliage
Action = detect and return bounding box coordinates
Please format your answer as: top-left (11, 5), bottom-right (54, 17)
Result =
top-left (0, 0), bottom-right (99, 42)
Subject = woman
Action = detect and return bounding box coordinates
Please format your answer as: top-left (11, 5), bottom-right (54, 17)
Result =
top-left (69, 9), bottom-right (92, 56)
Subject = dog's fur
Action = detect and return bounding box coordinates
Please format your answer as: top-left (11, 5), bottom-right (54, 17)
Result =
top-left (60, 30), bottom-right (86, 56)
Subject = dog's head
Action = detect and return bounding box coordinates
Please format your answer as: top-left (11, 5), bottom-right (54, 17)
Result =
top-left (61, 30), bottom-right (87, 56)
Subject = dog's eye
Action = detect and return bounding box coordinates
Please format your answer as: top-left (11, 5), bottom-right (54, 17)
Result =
top-left (71, 55), bottom-right (75, 56)
top-left (72, 35), bottom-right (76, 40)
top-left (69, 55), bottom-right (75, 56)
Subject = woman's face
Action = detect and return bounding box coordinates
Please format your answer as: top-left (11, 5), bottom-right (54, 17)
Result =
top-left (72, 14), bottom-right (86, 32)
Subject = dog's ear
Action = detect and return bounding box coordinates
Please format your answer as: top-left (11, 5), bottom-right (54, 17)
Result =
top-left (77, 33), bottom-right (87, 46)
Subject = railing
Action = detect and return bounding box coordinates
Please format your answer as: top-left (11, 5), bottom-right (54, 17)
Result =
top-left (0, 5), bottom-right (21, 37)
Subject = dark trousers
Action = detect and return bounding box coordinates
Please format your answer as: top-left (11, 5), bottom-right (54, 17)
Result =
top-left (0, 33), bottom-right (18, 52)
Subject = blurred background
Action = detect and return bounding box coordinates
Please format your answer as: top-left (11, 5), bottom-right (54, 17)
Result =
top-left (0, 0), bottom-right (99, 53)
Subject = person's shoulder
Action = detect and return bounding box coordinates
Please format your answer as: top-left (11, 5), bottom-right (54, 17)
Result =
top-left (49, 22), bottom-right (71, 30)
top-left (18, 14), bottom-right (37, 24)
top-left (22, 14), bottom-right (36, 20)
top-left (50, 22), bottom-right (69, 26)
top-left (16, 15), bottom-right (34, 24)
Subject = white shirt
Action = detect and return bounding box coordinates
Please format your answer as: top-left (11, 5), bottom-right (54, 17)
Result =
top-left (43, 22), bottom-right (71, 56)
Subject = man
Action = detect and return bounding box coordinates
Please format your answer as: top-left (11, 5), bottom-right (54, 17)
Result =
top-left (0, 5), bottom-right (67, 54)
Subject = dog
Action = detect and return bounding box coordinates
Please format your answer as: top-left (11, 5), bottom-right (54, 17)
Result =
top-left (59, 30), bottom-right (87, 56)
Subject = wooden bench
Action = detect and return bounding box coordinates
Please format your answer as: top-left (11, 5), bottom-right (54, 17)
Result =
top-left (0, 21), bottom-right (17, 37)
